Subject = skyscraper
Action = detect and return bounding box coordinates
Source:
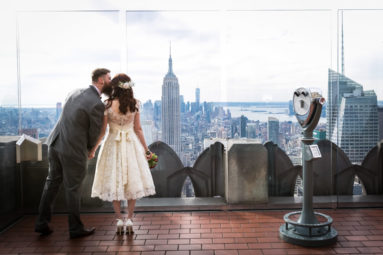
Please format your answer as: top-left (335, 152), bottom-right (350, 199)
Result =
top-left (142, 100), bottom-right (154, 121)
top-left (246, 123), bottom-right (257, 139)
top-left (161, 47), bottom-right (181, 155)
top-left (142, 120), bottom-right (154, 146)
top-left (268, 117), bottom-right (279, 145)
top-left (154, 100), bottom-right (161, 122)
top-left (327, 69), bottom-right (379, 164)
top-left (195, 88), bottom-right (200, 111)
top-left (180, 95), bottom-right (185, 113)
top-left (240, 115), bottom-right (248, 138)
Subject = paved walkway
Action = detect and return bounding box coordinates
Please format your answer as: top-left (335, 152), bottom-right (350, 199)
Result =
top-left (1, 209), bottom-right (383, 254)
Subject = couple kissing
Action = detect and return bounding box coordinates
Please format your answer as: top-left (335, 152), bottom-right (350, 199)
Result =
top-left (35, 68), bottom-right (156, 238)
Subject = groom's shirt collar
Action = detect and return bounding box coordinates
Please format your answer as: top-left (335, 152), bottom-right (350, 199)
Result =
top-left (91, 84), bottom-right (101, 96)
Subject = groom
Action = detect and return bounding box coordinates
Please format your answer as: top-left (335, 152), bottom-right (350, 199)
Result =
top-left (35, 68), bottom-right (111, 238)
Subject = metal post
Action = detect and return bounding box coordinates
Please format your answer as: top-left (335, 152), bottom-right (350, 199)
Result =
top-left (298, 136), bottom-right (318, 225)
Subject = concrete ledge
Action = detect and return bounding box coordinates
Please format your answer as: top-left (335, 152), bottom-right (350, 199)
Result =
top-left (131, 195), bottom-right (383, 212)
top-left (22, 195), bottom-right (383, 214)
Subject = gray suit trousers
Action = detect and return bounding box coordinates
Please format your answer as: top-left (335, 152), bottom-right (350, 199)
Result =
top-left (35, 145), bottom-right (87, 233)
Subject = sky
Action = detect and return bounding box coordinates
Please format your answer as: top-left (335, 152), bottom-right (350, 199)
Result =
top-left (343, 10), bottom-right (383, 95)
top-left (0, 2), bottom-right (382, 107)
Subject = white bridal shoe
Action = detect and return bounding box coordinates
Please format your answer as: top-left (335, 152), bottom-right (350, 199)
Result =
top-left (125, 219), bottom-right (134, 235)
top-left (116, 219), bottom-right (124, 235)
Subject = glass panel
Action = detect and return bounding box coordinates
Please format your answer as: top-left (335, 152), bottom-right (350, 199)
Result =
top-left (0, 9), bottom-right (22, 230)
top-left (336, 10), bottom-right (382, 198)
top-left (126, 11), bottom-right (222, 166)
top-left (0, 13), bottom-right (18, 132)
top-left (226, 11), bottom-right (332, 198)
top-left (17, 11), bottom-right (120, 212)
top-left (18, 11), bottom-right (120, 138)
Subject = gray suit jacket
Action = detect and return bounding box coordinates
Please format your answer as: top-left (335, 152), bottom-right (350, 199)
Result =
top-left (47, 86), bottom-right (105, 163)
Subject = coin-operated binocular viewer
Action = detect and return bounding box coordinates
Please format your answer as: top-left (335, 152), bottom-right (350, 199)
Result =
top-left (279, 88), bottom-right (337, 246)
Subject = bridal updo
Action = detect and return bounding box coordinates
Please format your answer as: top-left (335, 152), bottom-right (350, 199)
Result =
top-left (103, 73), bottom-right (138, 114)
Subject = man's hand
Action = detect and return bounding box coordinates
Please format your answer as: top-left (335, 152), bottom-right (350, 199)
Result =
top-left (88, 149), bottom-right (96, 159)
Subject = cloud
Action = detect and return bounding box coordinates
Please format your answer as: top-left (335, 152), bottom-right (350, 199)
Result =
top-left (1, 7), bottom-right (382, 106)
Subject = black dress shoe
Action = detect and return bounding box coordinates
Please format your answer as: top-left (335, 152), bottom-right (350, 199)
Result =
top-left (69, 227), bottom-right (95, 239)
top-left (35, 225), bottom-right (53, 236)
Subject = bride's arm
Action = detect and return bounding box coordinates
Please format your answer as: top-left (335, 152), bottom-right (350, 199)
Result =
top-left (133, 110), bottom-right (151, 158)
top-left (88, 113), bottom-right (108, 159)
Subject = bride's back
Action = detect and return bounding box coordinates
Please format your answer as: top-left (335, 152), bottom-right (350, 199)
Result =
top-left (107, 100), bottom-right (137, 128)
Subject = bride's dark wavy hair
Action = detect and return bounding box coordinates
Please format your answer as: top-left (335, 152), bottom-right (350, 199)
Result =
top-left (102, 73), bottom-right (137, 114)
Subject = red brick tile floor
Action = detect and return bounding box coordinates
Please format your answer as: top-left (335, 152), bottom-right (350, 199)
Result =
top-left (1, 209), bottom-right (383, 255)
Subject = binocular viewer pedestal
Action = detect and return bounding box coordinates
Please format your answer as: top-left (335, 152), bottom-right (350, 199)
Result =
top-left (280, 88), bottom-right (337, 246)
top-left (279, 136), bottom-right (337, 246)
top-left (280, 211), bottom-right (337, 246)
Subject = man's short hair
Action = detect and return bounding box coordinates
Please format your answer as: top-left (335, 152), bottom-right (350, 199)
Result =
top-left (92, 68), bottom-right (110, 82)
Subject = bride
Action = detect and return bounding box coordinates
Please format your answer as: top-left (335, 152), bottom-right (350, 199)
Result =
top-left (89, 73), bottom-right (156, 235)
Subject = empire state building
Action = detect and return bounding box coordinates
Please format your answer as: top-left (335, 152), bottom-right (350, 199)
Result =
top-left (161, 48), bottom-right (181, 155)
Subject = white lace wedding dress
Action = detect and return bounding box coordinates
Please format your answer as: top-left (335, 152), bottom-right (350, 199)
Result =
top-left (91, 105), bottom-right (156, 201)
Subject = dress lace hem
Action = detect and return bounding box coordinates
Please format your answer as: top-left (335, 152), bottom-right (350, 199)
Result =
top-left (91, 187), bottom-right (156, 202)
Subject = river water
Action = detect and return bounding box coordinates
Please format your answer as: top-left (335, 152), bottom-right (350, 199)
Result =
top-left (224, 106), bottom-right (326, 123)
